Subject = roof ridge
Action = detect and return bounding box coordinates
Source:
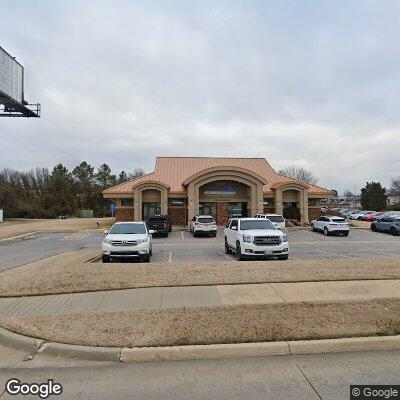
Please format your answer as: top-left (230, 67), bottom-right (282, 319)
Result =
top-left (156, 156), bottom-right (266, 159)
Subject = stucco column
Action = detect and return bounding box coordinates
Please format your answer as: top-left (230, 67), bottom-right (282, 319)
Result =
top-left (161, 187), bottom-right (168, 215)
top-left (302, 190), bottom-right (309, 224)
top-left (133, 187), bottom-right (140, 221)
top-left (187, 183), bottom-right (196, 226)
top-left (256, 183), bottom-right (264, 214)
top-left (275, 189), bottom-right (283, 215)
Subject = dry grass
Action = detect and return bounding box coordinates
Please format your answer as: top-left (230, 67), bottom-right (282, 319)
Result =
top-left (1, 250), bottom-right (400, 297)
top-left (0, 217), bottom-right (113, 240)
top-left (1, 299), bottom-right (399, 347)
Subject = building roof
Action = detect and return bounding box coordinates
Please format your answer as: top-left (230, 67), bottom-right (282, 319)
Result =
top-left (103, 157), bottom-right (332, 195)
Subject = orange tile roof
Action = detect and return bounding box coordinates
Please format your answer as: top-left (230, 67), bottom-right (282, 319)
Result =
top-left (103, 157), bottom-right (332, 195)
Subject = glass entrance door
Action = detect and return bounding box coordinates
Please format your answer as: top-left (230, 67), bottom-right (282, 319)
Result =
top-left (142, 202), bottom-right (161, 221)
top-left (199, 202), bottom-right (216, 219)
top-left (228, 202), bottom-right (247, 218)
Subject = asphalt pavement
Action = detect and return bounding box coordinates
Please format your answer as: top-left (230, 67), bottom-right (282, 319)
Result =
top-left (0, 228), bottom-right (399, 271)
top-left (0, 343), bottom-right (399, 399)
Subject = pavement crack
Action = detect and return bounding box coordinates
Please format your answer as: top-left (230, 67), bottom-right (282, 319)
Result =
top-left (296, 364), bottom-right (322, 400)
top-left (268, 283), bottom-right (288, 303)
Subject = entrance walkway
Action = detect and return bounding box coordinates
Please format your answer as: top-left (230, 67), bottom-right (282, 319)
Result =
top-left (1, 279), bottom-right (400, 318)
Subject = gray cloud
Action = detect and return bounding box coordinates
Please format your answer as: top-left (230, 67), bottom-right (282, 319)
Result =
top-left (1, 0), bottom-right (399, 193)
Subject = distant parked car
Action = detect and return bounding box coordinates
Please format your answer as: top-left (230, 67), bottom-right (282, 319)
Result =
top-left (311, 216), bottom-right (350, 236)
top-left (254, 213), bottom-right (286, 231)
top-left (363, 212), bottom-right (385, 222)
top-left (189, 215), bottom-right (217, 237)
top-left (147, 215), bottom-right (171, 237)
top-left (371, 217), bottom-right (400, 235)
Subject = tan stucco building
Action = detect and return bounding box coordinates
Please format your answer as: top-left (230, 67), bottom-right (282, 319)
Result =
top-left (103, 157), bottom-right (333, 226)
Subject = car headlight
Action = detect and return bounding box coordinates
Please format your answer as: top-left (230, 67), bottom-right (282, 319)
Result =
top-left (102, 239), bottom-right (112, 244)
top-left (137, 237), bottom-right (149, 244)
top-left (242, 235), bottom-right (252, 243)
top-left (282, 234), bottom-right (288, 242)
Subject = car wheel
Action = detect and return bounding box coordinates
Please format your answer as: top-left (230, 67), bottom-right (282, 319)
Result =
top-left (149, 247), bottom-right (153, 257)
top-left (311, 223), bottom-right (315, 232)
top-left (323, 227), bottom-right (329, 236)
top-left (343, 232), bottom-right (349, 236)
top-left (193, 231), bottom-right (197, 237)
top-left (164, 232), bottom-right (168, 238)
top-left (101, 255), bottom-right (110, 263)
top-left (142, 254), bottom-right (150, 262)
top-left (212, 231), bottom-right (217, 237)
top-left (371, 224), bottom-right (377, 232)
top-left (236, 242), bottom-right (243, 261)
top-left (278, 254), bottom-right (289, 260)
top-left (358, 217), bottom-right (363, 220)
top-left (390, 227), bottom-right (397, 236)
top-left (225, 238), bottom-right (231, 254)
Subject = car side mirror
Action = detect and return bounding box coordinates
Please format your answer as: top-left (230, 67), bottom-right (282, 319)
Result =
top-left (103, 230), bottom-right (108, 234)
top-left (149, 230), bottom-right (155, 234)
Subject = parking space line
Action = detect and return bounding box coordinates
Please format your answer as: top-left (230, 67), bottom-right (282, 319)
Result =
top-left (219, 251), bottom-right (234, 261)
top-left (181, 231), bottom-right (184, 240)
top-left (168, 251), bottom-right (173, 264)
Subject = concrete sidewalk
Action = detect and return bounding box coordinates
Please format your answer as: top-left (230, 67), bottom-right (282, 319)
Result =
top-left (1, 279), bottom-right (400, 318)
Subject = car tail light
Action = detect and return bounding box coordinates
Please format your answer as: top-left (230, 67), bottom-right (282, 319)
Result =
top-left (163, 222), bottom-right (167, 228)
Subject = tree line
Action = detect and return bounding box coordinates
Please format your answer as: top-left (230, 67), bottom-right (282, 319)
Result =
top-left (0, 162), bottom-right (144, 218)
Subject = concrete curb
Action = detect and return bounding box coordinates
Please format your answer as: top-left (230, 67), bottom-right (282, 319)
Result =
top-left (37, 342), bottom-right (120, 361)
top-left (1, 326), bottom-right (400, 362)
top-left (0, 326), bottom-right (44, 353)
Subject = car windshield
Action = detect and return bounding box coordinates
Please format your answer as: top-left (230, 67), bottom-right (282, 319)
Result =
top-left (109, 223), bottom-right (146, 234)
top-left (332, 218), bottom-right (346, 223)
top-left (264, 215), bottom-right (284, 223)
top-left (240, 220), bottom-right (276, 230)
top-left (198, 217), bottom-right (215, 223)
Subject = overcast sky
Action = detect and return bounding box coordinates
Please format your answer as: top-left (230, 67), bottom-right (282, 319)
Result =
top-left (1, 0), bottom-right (399, 194)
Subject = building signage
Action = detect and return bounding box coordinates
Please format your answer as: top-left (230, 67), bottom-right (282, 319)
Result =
top-left (204, 184), bottom-right (236, 196)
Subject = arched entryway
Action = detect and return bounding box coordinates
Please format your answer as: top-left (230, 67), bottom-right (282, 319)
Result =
top-left (273, 182), bottom-right (309, 224)
top-left (132, 182), bottom-right (169, 221)
top-left (184, 167), bottom-right (266, 226)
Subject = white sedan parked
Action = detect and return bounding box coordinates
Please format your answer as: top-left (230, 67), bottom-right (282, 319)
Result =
top-left (311, 216), bottom-right (350, 236)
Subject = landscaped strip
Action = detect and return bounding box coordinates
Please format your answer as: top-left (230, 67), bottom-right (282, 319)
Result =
top-left (1, 250), bottom-right (400, 297)
top-left (1, 299), bottom-right (399, 347)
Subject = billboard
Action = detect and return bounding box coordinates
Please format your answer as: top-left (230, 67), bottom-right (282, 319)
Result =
top-left (0, 46), bottom-right (23, 103)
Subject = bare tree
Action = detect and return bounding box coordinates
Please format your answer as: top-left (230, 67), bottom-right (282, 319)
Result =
top-left (388, 177), bottom-right (400, 196)
top-left (278, 166), bottom-right (318, 184)
top-left (129, 168), bottom-right (145, 179)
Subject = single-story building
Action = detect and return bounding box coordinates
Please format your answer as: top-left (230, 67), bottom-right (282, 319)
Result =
top-left (103, 157), bottom-right (333, 226)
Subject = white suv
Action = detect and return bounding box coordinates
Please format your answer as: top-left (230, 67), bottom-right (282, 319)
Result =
top-left (189, 215), bottom-right (217, 237)
top-left (310, 216), bottom-right (349, 236)
top-left (254, 213), bottom-right (286, 231)
top-left (224, 218), bottom-right (289, 260)
top-left (102, 222), bottom-right (153, 263)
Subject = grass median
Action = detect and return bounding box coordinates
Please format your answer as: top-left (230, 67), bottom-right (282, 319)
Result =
top-left (1, 250), bottom-right (400, 297)
top-left (0, 299), bottom-right (399, 347)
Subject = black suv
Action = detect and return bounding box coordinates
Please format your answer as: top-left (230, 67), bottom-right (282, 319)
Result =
top-left (146, 215), bottom-right (172, 237)
top-left (371, 216), bottom-right (400, 235)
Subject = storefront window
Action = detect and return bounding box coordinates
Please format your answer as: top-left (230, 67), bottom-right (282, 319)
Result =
top-left (121, 198), bottom-right (133, 207)
top-left (308, 198), bottom-right (317, 206)
top-left (199, 203), bottom-right (216, 219)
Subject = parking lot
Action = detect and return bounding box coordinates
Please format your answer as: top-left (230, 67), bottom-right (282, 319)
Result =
top-left (149, 228), bottom-right (400, 263)
top-left (0, 228), bottom-right (399, 269)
